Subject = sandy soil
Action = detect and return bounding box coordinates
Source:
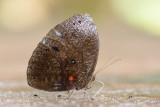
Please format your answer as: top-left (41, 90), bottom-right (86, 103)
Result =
top-left (0, 81), bottom-right (160, 107)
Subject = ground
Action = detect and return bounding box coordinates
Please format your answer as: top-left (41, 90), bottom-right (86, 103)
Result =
top-left (0, 81), bottom-right (159, 107)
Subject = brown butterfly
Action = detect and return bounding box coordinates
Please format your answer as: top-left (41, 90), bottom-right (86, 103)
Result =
top-left (27, 14), bottom-right (99, 92)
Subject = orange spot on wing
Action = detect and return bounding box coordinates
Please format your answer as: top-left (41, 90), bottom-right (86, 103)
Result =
top-left (69, 75), bottom-right (74, 81)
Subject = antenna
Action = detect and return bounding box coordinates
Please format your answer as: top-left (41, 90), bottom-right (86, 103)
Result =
top-left (95, 56), bottom-right (114, 73)
top-left (94, 58), bottom-right (121, 76)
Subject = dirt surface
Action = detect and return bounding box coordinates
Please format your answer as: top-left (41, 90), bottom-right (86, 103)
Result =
top-left (0, 81), bottom-right (159, 107)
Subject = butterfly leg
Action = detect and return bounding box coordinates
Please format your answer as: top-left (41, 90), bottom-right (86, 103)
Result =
top-left (93, 80), bottom-right (104, 98)
top-left (84, 87), bottom-right (95, 100)
top-left (67, 90), bottom-right (70, 94)
top-left (83, 86), bottom-right (93, 100)
top-left (83, 88), bottom-right (87, 98)
top-left (89, 88), bottom-right (94, 100)
top-left (67, 90), bottom-right (74, 99)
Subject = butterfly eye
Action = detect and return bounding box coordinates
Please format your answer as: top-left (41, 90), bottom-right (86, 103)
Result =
top-left (71, 60), bottom-right (76, 64)
top-left (53, 47), bottom-right (58, 51)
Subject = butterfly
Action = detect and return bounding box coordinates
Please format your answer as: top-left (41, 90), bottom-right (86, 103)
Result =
top-left (27, 14), bottom-right (99, 92)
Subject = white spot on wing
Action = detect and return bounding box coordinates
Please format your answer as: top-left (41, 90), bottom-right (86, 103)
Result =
top-left (54, 29), bottom-right (63, 38)
top-left (54, 83), bottom-right (62, 86)
top-left (42, 38), bottom-right (46, 44)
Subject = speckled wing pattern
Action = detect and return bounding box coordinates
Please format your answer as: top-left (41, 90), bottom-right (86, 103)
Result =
top-left (27, 14), bottom-right (99, 91)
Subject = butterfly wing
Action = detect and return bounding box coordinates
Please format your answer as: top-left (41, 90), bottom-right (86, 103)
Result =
top-left (27, 14), bottom-right (99, 91)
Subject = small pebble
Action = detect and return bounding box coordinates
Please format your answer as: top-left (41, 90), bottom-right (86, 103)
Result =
top-left (91, 97), bottom-right (94, 101)
top-left (129, 96), bottom-right (133, 99)
top-left (34, 94), bottom-right (38, 97)
top-left (58, 95), bottom-right (62, 98)
top-left (101, 95), bottom-right (104, 97)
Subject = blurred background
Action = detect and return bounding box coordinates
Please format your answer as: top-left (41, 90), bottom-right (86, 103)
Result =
top-left (0, 0), bottom-right (160, 83)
